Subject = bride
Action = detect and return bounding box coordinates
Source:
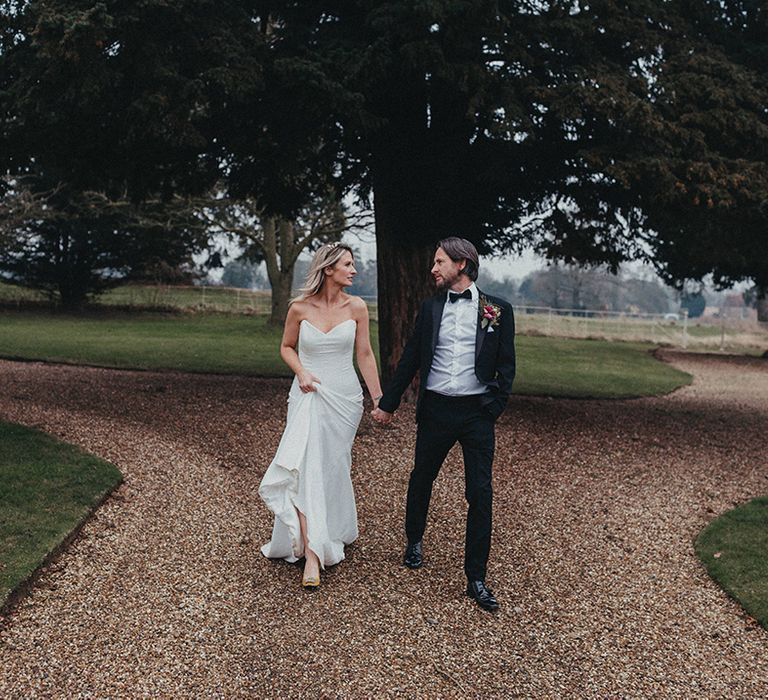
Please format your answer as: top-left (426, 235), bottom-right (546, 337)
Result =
top-left (258, 242), bottom-right (383, 589)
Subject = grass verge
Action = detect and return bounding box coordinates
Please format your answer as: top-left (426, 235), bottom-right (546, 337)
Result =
top-left (0, 310), bottom-right (285, 375)
top-left (695, 497), bottom-right (768, 630)
top-left (0, 421), bottom-right (122, 613)
top-left (0, 310), bottom-right (691, 398)
top-left (515, 336), bottom-right (691, 398)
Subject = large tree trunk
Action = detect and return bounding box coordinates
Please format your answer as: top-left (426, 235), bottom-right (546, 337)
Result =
top-left (57, 285), bottom-right (86, 310)
top-left (375, 234), bottom-right (434, 390)
top-left (374, 170), bottom-right (436, 390)
top-left (56, 260), bottom-right (89, 310)
top-left (261, 217), bottom-right (299, 327)
top-left (269, 268), bottom-right (293, 326)
top-left (371, 71), bottom-right (480, 388)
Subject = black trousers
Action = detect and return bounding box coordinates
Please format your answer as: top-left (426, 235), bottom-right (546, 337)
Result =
top-left (405, 390), bottom-right (496, 581)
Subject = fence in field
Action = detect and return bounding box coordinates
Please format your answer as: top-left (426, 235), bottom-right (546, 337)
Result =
top-left (104, 284), bottom-right (275, 314)
top-left (513, 305), bottom-right (691, 346)
top-left (511, 305), bottom-right (768, 352)
top-left (0, 283), bottom-right (275, 314)
top-left (1, 282), bottom-right (765, 352)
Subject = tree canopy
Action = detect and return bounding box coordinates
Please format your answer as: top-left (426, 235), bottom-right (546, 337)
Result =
top-left (1, 0), bottom-right (265, 196)
top-left (0, 1), bottom-right (267, 305)
top-left (2, 2), bottom-right (767, 349)
top-left (236, 1), bottom-right (768, 369)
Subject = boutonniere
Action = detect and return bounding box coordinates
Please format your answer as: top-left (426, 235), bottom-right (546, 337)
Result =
top-left (479, 295), bottom-right (502, 330)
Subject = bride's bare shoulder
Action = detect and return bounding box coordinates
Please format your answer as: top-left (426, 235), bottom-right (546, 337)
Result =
top-left (286, 300), bottom-right (310, 322)
top-left (345, 294), bottom-right (370, 317)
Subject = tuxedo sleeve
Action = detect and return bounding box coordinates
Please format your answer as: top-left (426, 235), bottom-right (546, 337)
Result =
top-left (378, 301), bottom-right (428, 414)
top-left (486, 302), bottom-right (516, 419)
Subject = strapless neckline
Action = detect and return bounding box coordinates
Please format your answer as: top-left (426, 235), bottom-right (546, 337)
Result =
top-left (301, 318), bottom-right (356, 335)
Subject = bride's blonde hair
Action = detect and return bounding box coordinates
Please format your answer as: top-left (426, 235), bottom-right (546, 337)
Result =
top-left (291, 242), bottom-right (354, 303)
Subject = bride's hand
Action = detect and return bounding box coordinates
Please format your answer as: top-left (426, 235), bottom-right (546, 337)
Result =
top-left (297, 370), bottom-right (321, 393)
top-left (371, 407), bottom-right (393, 424)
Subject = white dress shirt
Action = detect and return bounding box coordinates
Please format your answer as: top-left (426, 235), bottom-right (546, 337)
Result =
top-left (425, 282), bottom-right (488, 396)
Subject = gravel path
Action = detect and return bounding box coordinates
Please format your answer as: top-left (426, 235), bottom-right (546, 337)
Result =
top-left (1, 351), bottom-right (767, 698)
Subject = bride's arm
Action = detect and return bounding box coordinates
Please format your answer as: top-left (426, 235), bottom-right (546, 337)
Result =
top-left (280, 304), bottom-right (320, 392)
top-left (353, 298), bottom-right (383, 406)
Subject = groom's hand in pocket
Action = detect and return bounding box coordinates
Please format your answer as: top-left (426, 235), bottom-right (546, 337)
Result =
top-left (371, 407), bottom-right (393, 425)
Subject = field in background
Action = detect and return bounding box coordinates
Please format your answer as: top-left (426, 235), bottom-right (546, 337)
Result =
top-left (0, 310), bottom-right (691, 399)
top-left (0, 282), bottom-right (272, 314)
top-left (514, 305), bottom-right (768, 355)
top-left (2, 282), bottom-right (766, 354)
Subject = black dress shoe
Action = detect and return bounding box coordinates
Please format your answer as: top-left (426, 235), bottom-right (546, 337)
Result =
top-left (403, 541), bottom-right (423, 569)
top-left (466, 580), bottom-right (499, 611)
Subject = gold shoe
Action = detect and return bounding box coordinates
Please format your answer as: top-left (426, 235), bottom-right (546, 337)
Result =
top-left (302, 575), bottom-right (320, 591)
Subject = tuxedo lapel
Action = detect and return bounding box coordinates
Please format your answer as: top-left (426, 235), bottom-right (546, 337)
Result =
top-left (431, 295), bottom-right (446, 353)
top-left (475, 290), bottom-right (488, 361)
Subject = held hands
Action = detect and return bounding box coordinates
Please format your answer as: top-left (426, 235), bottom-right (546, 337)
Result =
top-left (297, 370), bottom-right (321, 393)
top-left (371, 407), bottom-right (393, 425)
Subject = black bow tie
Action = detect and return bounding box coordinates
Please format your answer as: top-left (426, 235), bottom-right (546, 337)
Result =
top-left (449, 289), bottom-right (472, 303)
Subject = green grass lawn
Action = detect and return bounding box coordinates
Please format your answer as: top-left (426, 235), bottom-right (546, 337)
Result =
top-left (516, 336), bottom-right (690, 398)
top-left (0, 421), bottom-right (122, 611)
top-left (0, 310), bottom-right (691, 397)
top-left (0, 310), bottom-right (286, 375)
top-left (696, 497), bottom-right (768, 630)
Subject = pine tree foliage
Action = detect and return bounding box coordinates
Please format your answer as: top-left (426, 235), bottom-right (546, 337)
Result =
top-left (3, 1), bottom-right (768, 331)
top-left (233, 1), bottom-right (768, 281)
top-left (0, 1), bottom-right (266, 305)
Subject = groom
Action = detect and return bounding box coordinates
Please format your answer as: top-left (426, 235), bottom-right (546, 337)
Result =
top-left (372, 237), bottom-right (515, 611)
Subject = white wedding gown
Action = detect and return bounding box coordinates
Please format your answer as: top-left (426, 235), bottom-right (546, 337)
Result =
top-left (259, 318), bottom-right (363, 568)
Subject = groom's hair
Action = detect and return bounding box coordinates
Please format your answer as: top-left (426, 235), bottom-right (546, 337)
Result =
top-left (437, 237), bottom-right (479, 281)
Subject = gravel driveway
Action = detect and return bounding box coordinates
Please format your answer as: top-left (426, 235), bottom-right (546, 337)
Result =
top-left (1, 351), bottom-right (767, 698)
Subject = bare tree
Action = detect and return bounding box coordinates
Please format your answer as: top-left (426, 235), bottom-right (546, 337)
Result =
top-left (191, 191), bottom-right (373, 325)
top-left (2, 177), bottom-right (373, 321)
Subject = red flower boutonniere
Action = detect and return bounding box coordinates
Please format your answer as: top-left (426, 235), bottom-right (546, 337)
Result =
top-left (479, 295), bottom-right (502, 330)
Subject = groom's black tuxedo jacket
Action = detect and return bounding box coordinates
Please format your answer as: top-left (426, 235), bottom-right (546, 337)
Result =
top-left (379, 290), bottom-right (516, 421)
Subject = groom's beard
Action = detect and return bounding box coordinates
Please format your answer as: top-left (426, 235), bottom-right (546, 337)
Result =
top-left (434, 271), bottom-right (460, 290)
